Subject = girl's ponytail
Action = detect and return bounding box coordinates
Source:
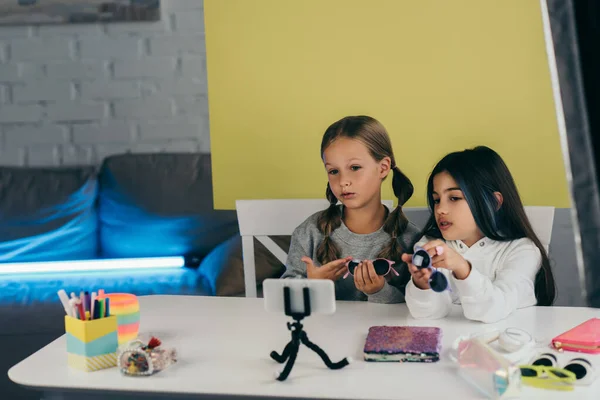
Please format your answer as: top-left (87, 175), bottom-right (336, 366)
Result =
top-left (378, 166), bottom-right (414, 289)
top-left (316, 184), bottom-right (343, 264)
top-left (379, 166), bottom-right (414, 261)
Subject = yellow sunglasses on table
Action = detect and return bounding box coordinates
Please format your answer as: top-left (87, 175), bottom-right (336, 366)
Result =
top-left (519, 364), bottom-right (577, 391)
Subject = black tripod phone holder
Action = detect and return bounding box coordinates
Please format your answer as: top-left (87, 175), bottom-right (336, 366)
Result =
top-left (270, 286), bottom-right (350, 381)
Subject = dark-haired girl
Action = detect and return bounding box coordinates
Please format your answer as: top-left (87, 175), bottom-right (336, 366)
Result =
top-left (404, 146), bottom-right (556, 323)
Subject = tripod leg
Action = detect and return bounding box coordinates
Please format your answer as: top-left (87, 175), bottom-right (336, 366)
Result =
top-left (275, 341), bottom-right (300, 381)
top-left (270, 340), bottom-right (294, 363)
top-left (300, 331), bottom-right (350, 370)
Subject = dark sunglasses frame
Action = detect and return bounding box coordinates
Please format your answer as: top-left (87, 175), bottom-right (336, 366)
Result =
top-left (343, 258), bottom-right (399, 279)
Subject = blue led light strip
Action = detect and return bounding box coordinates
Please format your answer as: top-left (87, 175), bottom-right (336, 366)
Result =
top-left (0, 257), bottom-right (186, 274)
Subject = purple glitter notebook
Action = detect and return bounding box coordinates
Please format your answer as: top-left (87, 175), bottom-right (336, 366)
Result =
top-left (363, 326), bottom-right (442, 362)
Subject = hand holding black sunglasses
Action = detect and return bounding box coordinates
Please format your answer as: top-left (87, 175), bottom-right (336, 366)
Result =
top-left (410, 245), bottom-right (449, 293)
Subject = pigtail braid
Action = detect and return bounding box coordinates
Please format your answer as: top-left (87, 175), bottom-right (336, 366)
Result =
top-left (378, 166), bottom-right (414, 288)
top-left (316, 184), bottom-right (343, 264)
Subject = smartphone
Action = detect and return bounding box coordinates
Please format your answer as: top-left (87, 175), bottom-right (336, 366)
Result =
top-left (263, 279), bottom-right (336, 315)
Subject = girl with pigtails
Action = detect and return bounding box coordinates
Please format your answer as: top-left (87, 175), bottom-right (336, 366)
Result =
top-left (281, 115), bottom-right (420, 303)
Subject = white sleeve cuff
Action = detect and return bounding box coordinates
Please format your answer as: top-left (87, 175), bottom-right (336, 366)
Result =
top-left (406, 277), bottom-right (438, 302)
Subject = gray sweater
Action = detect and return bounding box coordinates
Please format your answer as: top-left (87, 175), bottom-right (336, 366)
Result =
top-left (281, 206), bottom-right (421, 303)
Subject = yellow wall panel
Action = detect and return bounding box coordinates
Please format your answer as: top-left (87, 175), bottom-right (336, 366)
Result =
top-left (205, 0), bottom-right (568, 209)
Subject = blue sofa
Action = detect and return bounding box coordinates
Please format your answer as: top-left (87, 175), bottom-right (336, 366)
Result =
top-left (0, 153), bottom-right (286, 398)
top-left (0, 153), bottom-right (244, 305)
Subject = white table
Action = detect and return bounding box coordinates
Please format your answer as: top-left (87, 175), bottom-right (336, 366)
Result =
top-left (8, 295), bottom-right (600, 400)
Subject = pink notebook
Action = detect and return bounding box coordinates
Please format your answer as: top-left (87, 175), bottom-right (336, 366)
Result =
top-left (551, 318), bottom-right (600, 354)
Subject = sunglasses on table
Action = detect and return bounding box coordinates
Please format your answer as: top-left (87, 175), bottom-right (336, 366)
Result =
top-left (530, 352), bottom-right (595, 385)
top-left (411, 246), bottom-right (449, 293)
top-left (519, 364), bottom-right (576, 391)
top-left (343, 259), bottom-right (399, 279)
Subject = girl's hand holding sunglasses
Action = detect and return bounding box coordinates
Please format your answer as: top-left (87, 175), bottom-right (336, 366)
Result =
top-left (403, 241), bottom-right (472, 292)
top-left (301, 256), bottom-right (353, 281)
top-left (345, 259), bottom-right (391, 295)
top-left (420, 240), bottom-right (471, 280)
top-left (403, 245), bottom-right (452, 292)
top-left (402, 252), bottom-right (434, 291)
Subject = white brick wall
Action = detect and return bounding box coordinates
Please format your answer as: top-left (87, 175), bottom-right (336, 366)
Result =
top-left (0, 0), bottom-right (208, 167)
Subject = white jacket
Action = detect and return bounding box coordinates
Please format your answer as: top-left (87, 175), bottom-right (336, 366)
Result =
top-left (405, 236), bottom-right (541, 323)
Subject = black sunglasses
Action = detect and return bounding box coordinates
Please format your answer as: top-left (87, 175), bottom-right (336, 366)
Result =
top-left (412, 247), bottom-right (449, 293)
top-left (343, 259), bottom-right (399, 279)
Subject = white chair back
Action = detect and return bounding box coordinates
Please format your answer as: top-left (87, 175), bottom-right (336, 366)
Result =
top-left (236, 199), bottom-right (394, 297)
top-left (523, 206), bottom-right (555, 252)
top-left (235, 201), bottom-right (554, 297)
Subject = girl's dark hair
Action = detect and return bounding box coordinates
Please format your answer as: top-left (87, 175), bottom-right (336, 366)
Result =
top-left (316, 116), bottom-right (414, 282)
top-left (421, 146), bottom-right (556, 306)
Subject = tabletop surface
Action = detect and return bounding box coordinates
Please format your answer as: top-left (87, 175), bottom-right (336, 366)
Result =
top-left (8, 295), bottom-right (600, 399)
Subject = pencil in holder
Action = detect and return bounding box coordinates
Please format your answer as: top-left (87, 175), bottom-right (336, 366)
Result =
top-left (65, 315), bottom-right (118, 372)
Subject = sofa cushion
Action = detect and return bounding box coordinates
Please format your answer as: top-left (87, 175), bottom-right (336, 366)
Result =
top-left (197, 234), bottom-right (288, 296)
top-left (98, 153), bottom-right (238, 259)
top-left (0, 166), bottom-right (98, 262)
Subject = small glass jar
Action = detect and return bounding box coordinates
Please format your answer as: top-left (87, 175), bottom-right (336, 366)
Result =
top-left (117, 339), bottom-right (177, 376)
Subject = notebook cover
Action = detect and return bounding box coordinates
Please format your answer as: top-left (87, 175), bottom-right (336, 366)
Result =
top-left (551, 318), bottom-right (600, 354)
top-left (363, 326), bottom-right (442, 362)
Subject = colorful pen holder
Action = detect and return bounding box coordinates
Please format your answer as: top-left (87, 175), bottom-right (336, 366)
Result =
top-left (99, 293), bottom-right (140, 345)
top-left (65, 315), bottom-right (118, 372)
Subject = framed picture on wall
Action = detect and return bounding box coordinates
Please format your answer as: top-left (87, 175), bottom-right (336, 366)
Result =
top-left (0, 0), bottom-right (160, 25)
